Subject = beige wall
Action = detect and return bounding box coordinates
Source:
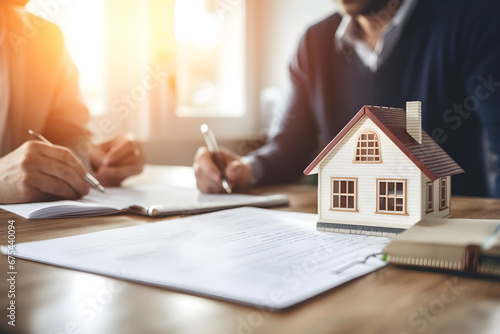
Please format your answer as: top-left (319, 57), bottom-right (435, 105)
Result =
top-left (255, 0), bottom-right (337, 90)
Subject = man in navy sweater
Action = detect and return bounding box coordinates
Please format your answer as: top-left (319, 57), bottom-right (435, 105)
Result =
top-left (194, 0), bottom-right (500, 198)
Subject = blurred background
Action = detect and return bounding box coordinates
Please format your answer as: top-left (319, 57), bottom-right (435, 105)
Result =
top-left (25, 0), bottom-right (337, 165)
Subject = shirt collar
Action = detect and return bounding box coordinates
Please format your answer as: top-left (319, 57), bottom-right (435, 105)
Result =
top-left (335, 0), bottom-right (417, 52)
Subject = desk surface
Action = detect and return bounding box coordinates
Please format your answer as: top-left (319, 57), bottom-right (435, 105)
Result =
top-left (1, 166), bottom-right (499, 334)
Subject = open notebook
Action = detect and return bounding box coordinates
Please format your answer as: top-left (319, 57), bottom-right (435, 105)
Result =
top-left (0, 185), bottom-right (289, 219)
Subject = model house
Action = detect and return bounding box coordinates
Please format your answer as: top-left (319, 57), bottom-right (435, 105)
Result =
top-left (304, 101), bottom-right (464, 235)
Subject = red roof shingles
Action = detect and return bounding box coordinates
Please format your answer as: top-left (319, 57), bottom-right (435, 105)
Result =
top-left (303, 105), bottom-right (464, 180)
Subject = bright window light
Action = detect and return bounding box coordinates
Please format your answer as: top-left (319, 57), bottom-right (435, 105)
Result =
top-left (26, 0), bottom-right (106, 115)
top-left (174, 0), bottom-right (219, 47)
top-left (25, 0), bottom-right (246, 120)
top-left (174, 0), bottom-right (246, 117)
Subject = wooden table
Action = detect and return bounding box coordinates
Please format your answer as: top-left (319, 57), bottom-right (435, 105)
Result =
top-left (1, 166), bottom-right (499, 334)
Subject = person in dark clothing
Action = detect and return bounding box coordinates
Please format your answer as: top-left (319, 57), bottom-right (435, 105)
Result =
top-left (193, 0), bottom-right (500, 198)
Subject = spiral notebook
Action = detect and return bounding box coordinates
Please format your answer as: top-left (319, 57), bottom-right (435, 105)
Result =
top-left (384, 218), bottom-right (500, 276)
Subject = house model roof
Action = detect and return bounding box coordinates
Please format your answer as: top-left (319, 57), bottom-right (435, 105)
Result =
top-left (304, 105), bottom-right (464, 180)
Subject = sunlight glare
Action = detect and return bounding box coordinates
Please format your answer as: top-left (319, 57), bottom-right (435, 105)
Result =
top-left (26, 0), bottom-right (105, 114)
top-left (174, 0), bottom-right (220, 48)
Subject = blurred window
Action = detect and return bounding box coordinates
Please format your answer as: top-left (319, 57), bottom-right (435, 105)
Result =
top-left (174, 0), bottom-right (246, 117)
top-left (26, 0), bottom-right (106, 115)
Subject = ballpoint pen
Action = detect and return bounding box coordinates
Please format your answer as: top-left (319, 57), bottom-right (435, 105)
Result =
top-left (200, 124), bottom-right (232, 194)
top-left (28, 129), bottom-right (106, 193)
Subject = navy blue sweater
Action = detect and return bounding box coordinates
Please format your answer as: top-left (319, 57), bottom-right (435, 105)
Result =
top-left (252, 0), bottom-right (500, 197)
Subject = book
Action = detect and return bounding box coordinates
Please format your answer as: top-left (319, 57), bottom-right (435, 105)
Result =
top-left (384, 218), bottom-right (500, 276)
top-left (0, 184), bottom-right (289, 219)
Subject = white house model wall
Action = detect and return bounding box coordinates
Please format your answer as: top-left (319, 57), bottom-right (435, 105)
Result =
top-left (304, 102), bottom-right (464, 235)
top-left (318, 117), bottom-right (425, 229)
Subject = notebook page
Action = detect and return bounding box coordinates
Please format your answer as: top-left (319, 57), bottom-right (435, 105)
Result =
top-left (0, 185), bottom-right (288, 219)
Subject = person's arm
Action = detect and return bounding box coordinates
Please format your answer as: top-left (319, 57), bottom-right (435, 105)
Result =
top-left (193, 29), bottom-right (319, 192)
top-left (39, 28), bottom-right (92, 157)
top-left (0, 17), bottom-right (144, 204)
top-left (0, 14), bottom-right (91, 204)
top-left (245, 31), bottom-right (319, 185)
top-left (460, 2), bottom-right (500, 197)
top-left (41, 25), bottom-right (145, 186)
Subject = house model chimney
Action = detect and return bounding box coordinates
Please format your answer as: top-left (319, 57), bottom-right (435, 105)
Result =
top-left (406, 101), bottom-right (422, 144)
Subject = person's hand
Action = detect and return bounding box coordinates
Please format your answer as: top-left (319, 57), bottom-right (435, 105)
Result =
top-left (193, 147), bottom-right (252, 193)
top-left (0, 141), bottom-right (90, 203)
top-left (91, 134), bottom-right (145, 186)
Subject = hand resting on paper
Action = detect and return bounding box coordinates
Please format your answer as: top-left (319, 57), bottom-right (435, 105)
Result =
top-left (193, 146), bottom-right (252, 193)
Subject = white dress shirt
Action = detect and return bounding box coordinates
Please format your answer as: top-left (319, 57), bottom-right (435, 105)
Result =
top-left (335, 0), bottom-right (418, 72)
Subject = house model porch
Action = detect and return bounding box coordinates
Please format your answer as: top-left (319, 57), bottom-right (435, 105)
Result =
top-left (303, 101), bottom-right (464, 236)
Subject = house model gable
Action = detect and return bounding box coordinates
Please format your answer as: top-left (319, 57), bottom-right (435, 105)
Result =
top-left (304, 102), bottom-right (464, 236)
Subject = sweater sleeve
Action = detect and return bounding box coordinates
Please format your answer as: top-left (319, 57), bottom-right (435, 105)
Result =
top-left (246, 29), bottom-right (319, 185)
top-left (460, 2), bottom-right (500, 197)
top-left (41, 25), bottom-right (91, 156)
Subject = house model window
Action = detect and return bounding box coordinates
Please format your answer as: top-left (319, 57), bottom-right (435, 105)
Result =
top-left (426, 181), bottom-right (434, 213)
top-left (354, 131), bottom-right (381, 162)
top-left (330, 178), bottom-right (357, 211)
top-left (440, 177), bottom-right (448, 210)
top-left (377, 180), bottom-right (406, 214)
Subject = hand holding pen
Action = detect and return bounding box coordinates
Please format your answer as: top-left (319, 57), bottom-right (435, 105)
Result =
top-left (0, 131), bottom-right (97, 204)
top-left (201, 124), bottom-right (232, 194)
top-left (193, 124), bottom-right (253, 194)
top-left (29, 130), bottom-right (105, 192)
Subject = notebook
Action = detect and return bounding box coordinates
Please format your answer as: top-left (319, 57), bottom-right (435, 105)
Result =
top-left (0, 184), bottom-right (289, 219)
top-left (384, 218), bottom-right (500, 276)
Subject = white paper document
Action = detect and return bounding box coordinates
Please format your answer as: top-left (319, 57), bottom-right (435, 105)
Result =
top-left (2, 207), bottom-right (390, 309)
top-left (0, 185), bottom-right (289, 219)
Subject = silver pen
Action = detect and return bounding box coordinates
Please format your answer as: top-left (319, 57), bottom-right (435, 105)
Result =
top-left (200, 124), bottom-right (232, 194)
top-left (28, 129), bottom-right (106, 193)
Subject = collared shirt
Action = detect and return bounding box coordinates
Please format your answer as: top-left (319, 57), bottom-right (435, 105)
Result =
top-left (0, 8), bottom-right (9, 155)
top-left (335, 0), bottom-right (418, 72)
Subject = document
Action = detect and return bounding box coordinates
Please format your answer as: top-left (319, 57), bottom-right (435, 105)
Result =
top-left (0, 185), bottom-right (289, 219)
top-left (2, 207), bottom-right (389, 309)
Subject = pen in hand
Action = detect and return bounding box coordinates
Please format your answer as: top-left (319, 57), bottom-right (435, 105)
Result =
top-left (200, 124), bottom-right (232, 194)
top-left (28, 130), bottom-right (106, 193)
